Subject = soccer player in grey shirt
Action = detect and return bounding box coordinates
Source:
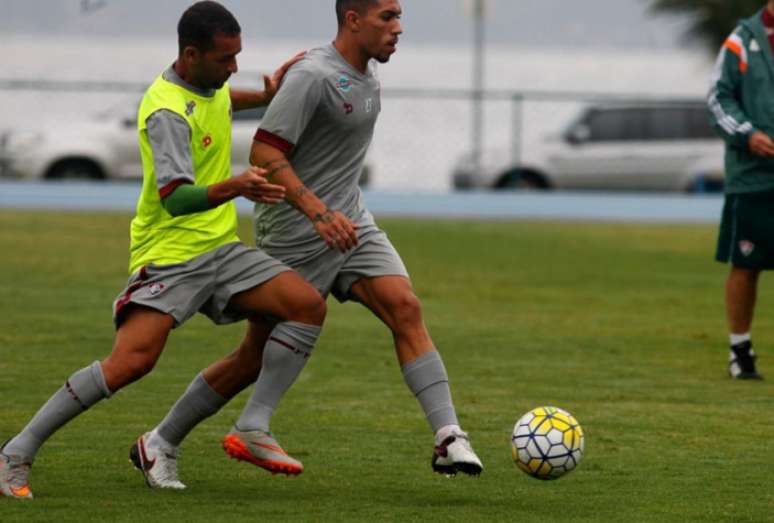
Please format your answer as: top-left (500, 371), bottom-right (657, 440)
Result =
top-left (144, 0), bottom-right (483, 481)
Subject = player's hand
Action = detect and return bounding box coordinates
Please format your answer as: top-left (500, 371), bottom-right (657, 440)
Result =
top-left (749, 131), bottom-right (774, 158)
top-left (312, 209), bottom-right (359, 252)
top-left (233, 166), bottom-right (286, 204)
top-left (263, 51), bottom-right (306, 102)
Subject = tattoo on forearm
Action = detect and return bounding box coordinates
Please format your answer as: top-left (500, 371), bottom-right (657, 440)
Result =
top-left (293, 186), bottom-right (309, 199)
top-left (264, 163), bottom-right (290, 183)
top-left (258, 158), bottom-right (287, 169)
top-left (312, 209), bottom-right (335, 224)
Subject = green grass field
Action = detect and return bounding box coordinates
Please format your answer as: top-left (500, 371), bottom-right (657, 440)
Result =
top-left (1, 210), bottom-right (773, 522)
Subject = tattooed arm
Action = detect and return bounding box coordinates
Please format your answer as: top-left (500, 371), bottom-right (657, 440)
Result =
top-left (250, 141), bottom-right (358, 251)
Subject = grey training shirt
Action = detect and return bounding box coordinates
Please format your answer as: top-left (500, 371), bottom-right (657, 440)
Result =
top-left (146, 66), bottom-right (216, 196)
top-left (254, 43), bottom-right (381, 256)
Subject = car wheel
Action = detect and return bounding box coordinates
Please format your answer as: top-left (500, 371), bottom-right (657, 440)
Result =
top-left (495, 169), bottom-right (550, 190)
top-left (685, 175), bottom-right (724, 194)
top-left (46, 159), bottom-right (105, 180)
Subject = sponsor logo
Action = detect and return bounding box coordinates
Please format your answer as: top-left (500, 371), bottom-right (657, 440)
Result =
top-left (185, 100), bottom-right (196, 116)
top-left (343, 102), bottom-right (354, 115)
top-left (202, 134), bottom-right (213, 148)
top-left (149, 282), bottom-right (166, 296)
top-left (365, 98), bottom-right (373, 113)
top-left (335, 76), bottom-right (353, 92)
top-left (739, 240), bottom-right (755, 257)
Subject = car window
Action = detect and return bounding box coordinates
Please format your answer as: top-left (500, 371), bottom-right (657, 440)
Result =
top-left (587, 108), bottom-right (647, 142)
top-left (686, 106), bottom-right (717, 139)
top-left (232, 106), bottom-right (267, 122)
top-left (645, 108), bottom-right (689, 140)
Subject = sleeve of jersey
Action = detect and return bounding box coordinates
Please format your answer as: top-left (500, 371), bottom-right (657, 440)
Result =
top-left (254, 65), bottom-right (323, 154)
top-left (707, 30), bottom-right (756, 149)
top-left (146, 109), bottom-right (196, 197)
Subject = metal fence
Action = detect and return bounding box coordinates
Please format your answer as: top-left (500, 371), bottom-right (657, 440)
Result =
top-left (0, 78), bottom-right (707, 191)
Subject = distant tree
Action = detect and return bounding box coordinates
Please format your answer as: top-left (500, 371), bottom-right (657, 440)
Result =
top-left (649, 0), bottom-right (765, 51)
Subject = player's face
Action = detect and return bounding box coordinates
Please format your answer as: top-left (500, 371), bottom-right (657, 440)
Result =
top-left (360, 0), bottom-right (402, 63)
top-left (195, 33), bottom-right (241, 90)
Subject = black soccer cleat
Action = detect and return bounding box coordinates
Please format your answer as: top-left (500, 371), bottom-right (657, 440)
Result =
top-left (729, 341), bottom-right (763, 380)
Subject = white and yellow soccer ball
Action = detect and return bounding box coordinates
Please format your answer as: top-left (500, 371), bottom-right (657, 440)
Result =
top-left (511, 406), bottom-right (584, 480)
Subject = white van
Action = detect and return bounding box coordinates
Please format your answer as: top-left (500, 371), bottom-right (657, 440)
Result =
top-left (453, 101), bottom-right (725, 192)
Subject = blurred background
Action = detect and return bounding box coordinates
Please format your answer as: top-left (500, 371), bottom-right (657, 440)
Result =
top-left (0, 0), bottom-right (763, 196)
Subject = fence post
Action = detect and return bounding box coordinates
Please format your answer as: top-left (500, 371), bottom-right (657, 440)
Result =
top-left (511, 93), bottom-right (524, 167)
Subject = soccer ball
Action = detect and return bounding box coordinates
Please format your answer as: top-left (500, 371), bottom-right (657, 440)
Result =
top-left (511, 406), bottom-right (584, 480)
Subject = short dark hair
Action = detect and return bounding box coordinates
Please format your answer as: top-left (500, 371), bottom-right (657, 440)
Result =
top-left (335, 0), bottom-right (379, 26)
top-left (178, 1), bottom-right (241, 54)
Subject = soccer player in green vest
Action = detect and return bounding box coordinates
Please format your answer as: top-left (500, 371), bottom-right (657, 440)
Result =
top-left (0, 1), bottom-right (323, 499)
top-left (710, 0), bottom-right (774, 380)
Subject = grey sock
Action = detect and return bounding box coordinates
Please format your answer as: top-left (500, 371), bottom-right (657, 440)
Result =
top-left (402, 351), bottom-right (459, 433)
top-left (4, 361), bottom-right (111, 460)
top-left (236, 321), bottom-right (321, 432)
top-left (156, 373), bottom-right (228, 447)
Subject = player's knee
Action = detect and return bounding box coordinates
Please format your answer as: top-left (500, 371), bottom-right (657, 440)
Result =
top-left (122, 351), bottom-right (158, 382)
top-left (291, 290), bottom-right (327, 325)
top-left (390, 291), bottom-right (423, 327)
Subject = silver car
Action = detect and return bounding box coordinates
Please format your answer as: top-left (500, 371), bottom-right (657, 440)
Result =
top-left (0, 98), bottom-right (267, 180)
top-left (453, 101), bottom-right (725, 193)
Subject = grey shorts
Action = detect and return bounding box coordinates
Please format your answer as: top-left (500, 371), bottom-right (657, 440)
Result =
top-left (113, 242), bottom-right (291, 328)
top-left (265, 225), bottom-right (409, 302)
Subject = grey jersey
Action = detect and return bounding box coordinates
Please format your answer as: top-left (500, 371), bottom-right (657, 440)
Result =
top-left (254, 44), bottom-right (381, 256)
top-left (146, 66), bottom-right (217, 195)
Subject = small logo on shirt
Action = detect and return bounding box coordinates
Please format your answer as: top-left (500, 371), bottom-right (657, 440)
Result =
top-left (365, 98), bottom-right (374, 113)
top-left (185, 100), bottom-right (196, 116)
top-left (202, 134), bottom-right (213, 148)
top-left (149, 283), bottom-right (165, 296)
top-left (739, 240), bottom-right (755, 257)
top-left (343, 102), bottom-right (354, 115)
top-left (336, 76), bottom-right (353, 92)
top-left (750, 39), bottom-right (761, 52)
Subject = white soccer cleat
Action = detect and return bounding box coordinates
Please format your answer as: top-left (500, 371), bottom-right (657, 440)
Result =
top-left (129, 433), bottom-right (186, 490)
top-left (432, 430), bottom-right (483, 477)
top-left (0, 446), bottom-right (33, 500)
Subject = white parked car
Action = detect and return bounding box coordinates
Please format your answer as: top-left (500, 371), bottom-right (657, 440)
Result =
top-left (453, 101), bottom-right (725, 193)
top-left (0, 99), bottom-right (268, 180)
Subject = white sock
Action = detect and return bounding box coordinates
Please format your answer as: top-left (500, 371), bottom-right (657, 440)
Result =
top-left (729, 333), bottom-right (751, 346)
top-left (146, 428), bottom-right (175, 451)
top-left (435, 424), bottom-right (462, 445)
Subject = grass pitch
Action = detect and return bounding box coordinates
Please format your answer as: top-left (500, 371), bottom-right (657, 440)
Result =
top-left (1, 210), bottom-right (773, 522)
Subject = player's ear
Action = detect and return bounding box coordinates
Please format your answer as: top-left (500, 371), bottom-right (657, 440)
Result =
top-left (181, 45), bottom-right (202, 66)
top-left (344, 10), bottom-right (361, 32)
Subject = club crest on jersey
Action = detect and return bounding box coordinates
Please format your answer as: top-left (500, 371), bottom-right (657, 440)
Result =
top-left (343, 102), bottom-right (354, 115)
top-left (739, 240), bottom-right (755, 257)
top-left (202, 134), bottom-right (213, 148)
top-left (336, 76), bottom-right (353, 93)
top-left (185, 100), bottom-right (196, 116)
top-left (149, 283), bottom-right (165, 296)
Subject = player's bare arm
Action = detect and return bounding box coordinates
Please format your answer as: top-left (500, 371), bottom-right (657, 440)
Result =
top-left (208, 166), bottom-right (286, 205)
top-left (250, 141), bottom-right (358, 252)
top-left (749, 131), bottom-right (774, 158)
top-left (230, 51), bottom-right (306, 110)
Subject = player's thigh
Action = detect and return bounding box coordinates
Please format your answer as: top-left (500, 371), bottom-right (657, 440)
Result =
top-left (227, 270), bottom-right (326, 324)
top-left (103, 305), bottom-right (175, 388)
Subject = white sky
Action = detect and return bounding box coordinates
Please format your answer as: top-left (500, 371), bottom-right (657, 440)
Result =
top-left (0, 0), bottom-right (694, 49)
